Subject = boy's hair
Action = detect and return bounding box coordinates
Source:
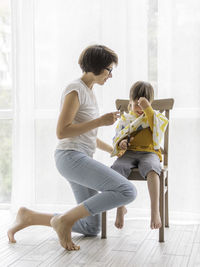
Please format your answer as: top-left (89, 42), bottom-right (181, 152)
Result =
top-left (129, 81), bottom-right (154, 102)
top-left (78, 45), bottom-right (118, 75)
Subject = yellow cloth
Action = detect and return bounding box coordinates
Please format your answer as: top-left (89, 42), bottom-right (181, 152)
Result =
top-left (111, 106), bottom-right (168, 161)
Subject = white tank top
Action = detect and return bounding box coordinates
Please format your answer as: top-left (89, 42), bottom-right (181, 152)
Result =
top-left (56, 78), bottom-right (99, 157)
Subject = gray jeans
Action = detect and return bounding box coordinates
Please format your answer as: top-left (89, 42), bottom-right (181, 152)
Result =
top-left (54, 149), bottom-right (137, 236)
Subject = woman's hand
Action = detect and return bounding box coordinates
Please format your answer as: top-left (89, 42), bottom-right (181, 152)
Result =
top-left (119, 137), bottom-right (134, 150)
top-left (138, 97), bottom-right (151, 110)
top-left (99, 111), bottom-right (120, 126)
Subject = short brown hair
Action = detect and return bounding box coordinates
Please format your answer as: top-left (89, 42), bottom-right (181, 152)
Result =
top-left (78, 45), bottom-right (118, 75)
top-left (129, 81), bottom-right (154, 102)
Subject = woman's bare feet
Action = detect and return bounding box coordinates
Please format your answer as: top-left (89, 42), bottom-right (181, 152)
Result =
top-left (115, 206), bottom-right (127, 229)
top-left (50, 215), bottom-right (80, 251)
top-left (7, 207), bottom-right (33, 243)
top-left (150, 211), bottom-right (162, 229)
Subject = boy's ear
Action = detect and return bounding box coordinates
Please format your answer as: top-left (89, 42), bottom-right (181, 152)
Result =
top-left (128, 100), bottom-right (133, 111)
top-left (150, 97), bottom-right (154, 103)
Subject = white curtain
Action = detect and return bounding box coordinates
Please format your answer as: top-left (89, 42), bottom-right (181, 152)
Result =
top-left (11, 0), bottom-right (200, 221)
top-left (158, 0), bottom-right (200, 219)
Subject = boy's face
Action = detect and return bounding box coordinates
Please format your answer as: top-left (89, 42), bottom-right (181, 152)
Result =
top-left (129, 99), bottom-right (144, 116)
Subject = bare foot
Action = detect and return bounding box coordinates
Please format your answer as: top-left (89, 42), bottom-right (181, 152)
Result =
top-left (115, 206), bottom-right (127, 229)
top-left (50, 215), bottom-right (80, 251)
top-left (150, 211), bottom-right (162, 229)
top-left (7, 207), bottom-right (33, 243)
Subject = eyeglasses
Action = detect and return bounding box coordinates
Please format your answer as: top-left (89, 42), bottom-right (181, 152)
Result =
top-left (105, 67), bottom-right (113, 74)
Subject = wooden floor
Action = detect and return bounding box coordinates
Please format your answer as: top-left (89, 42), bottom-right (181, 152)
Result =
top-left (0, 211), bottom-right (200, 267)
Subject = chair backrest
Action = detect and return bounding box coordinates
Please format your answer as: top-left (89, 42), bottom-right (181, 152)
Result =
top-left (115, 98), bottom-right (174, 167)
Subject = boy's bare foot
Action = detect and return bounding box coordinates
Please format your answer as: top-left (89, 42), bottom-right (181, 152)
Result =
top-left (50, 215), bottom-right (80, 251)
top-left (7, 207), bottom-right (32, 243)
top-left (115, 206), bottom-right (127, 229)
top-left (150, 211), bottom-right (162, 229)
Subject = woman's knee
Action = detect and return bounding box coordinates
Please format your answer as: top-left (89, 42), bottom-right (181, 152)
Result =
top-left (119, 182), bottom-right (137, 203)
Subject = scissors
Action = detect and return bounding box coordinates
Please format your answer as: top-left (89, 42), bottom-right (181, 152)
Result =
top-left (127, 125), bottom-right (131, 145)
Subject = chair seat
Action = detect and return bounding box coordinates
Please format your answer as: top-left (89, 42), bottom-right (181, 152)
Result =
top-left (128, 166), bottom-right (168, 181)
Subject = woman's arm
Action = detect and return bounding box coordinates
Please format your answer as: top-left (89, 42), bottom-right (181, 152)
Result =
top-left (96, 138), bottom-right (113, 154)
top-left (56, 91), bottom-right (120, 139)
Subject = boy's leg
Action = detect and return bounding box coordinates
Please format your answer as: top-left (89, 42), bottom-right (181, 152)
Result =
top-left (7, 207), bottom-right (54, 243)
top-left (111, 151), bottom-right (137, 229)
top-left (137, 151), bottom-right (162, 229)
top-left (147, 171), bottom-right (162, 229)
top-left (115, 206), bottom-right (127, 229)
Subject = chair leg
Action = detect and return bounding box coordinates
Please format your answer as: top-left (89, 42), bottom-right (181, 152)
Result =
top-left (159, 174), bottom-right (165, 242)
top-left (101, 211), bottom-right (107, 239)
top-left (165, 175), bottom-right (169, 227)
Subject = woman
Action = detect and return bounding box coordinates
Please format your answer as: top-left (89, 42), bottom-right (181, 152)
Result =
top-left (8, 45), bottom-right (137, 251)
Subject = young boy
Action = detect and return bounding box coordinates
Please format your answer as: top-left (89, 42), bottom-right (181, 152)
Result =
top-left (111, 81), bottom-right (168, 230)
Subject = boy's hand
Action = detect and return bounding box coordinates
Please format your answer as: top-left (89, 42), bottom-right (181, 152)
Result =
top-left (138, 97), bottom-right (151, 110)
top-left (119, 137), bottom-right (134, 150)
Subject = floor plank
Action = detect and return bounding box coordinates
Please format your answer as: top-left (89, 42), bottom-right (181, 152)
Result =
top-left (0, 211), bottom-right (199, 267)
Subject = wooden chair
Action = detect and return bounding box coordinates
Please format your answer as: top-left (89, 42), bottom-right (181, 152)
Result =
top-left (101, 98), bottom-right (174, 242)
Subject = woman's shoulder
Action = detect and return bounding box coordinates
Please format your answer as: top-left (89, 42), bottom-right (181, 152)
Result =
top-left (64, 79), bottom-right (83, 92)
top-left (61, 79), bottom-right (87, 104)
top-left (62, 79), bottom-right (84, 96)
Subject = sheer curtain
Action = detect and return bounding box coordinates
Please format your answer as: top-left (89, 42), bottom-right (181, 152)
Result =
top-left (158, 0), bottom-right (200, 220)
top-left (11, 0), bottom-right (200, 221)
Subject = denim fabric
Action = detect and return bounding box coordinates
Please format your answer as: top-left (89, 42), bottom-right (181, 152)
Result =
top-left (54, 149), bottom-right (137, 236)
